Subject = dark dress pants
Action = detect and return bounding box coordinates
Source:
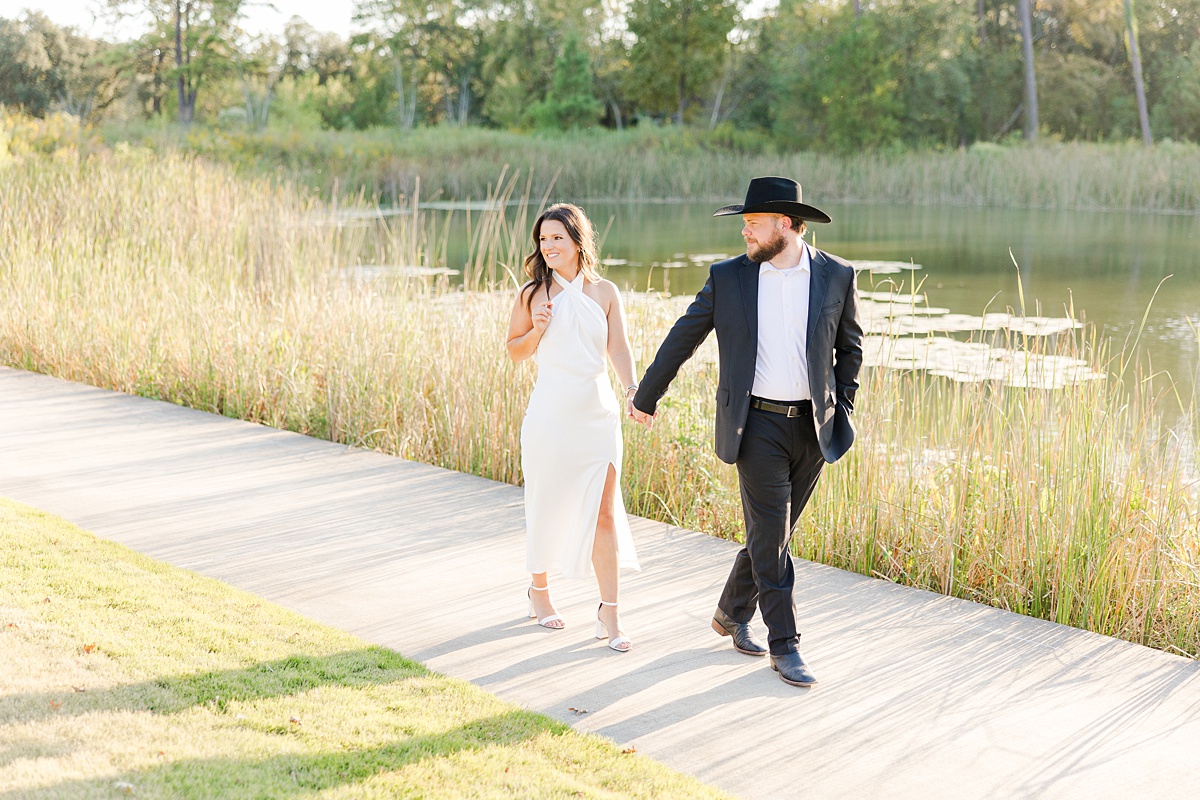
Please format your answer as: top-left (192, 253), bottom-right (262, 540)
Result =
top-left (718, 405), bottom-right (826, 656)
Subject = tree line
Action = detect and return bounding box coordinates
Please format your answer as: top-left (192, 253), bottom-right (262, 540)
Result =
top-left (3, 0), bottom-right (1200, 149)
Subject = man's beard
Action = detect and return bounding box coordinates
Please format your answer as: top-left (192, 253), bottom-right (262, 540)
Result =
top-left (746, 229), bottom-right (787, 263)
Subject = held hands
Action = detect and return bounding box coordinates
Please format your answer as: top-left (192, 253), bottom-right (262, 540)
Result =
top-left (531, 300), bottom-right (553, 335)
top-left (629, 404), bottom-right (655, 428)
top-left (625, 386), bottom-right (656, 429)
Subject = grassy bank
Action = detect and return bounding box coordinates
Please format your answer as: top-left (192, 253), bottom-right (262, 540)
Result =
top-left (1, 148), bottom-right (1198, 658)
top-left (144, 126), bottom-right (1200, 213)
top-left (10, 112), bottom-right (1200, 213)
top-left (0, 498), bottom-right (729, 798)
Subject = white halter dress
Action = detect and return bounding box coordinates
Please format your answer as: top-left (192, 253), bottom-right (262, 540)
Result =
top-left (521, 271), bottom-right (640, 578)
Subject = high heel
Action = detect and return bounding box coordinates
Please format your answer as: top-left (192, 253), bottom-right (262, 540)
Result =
top-left (595, 600), bottom-right (631, 652)
top-left (527, 584), bottom-right (564, 629)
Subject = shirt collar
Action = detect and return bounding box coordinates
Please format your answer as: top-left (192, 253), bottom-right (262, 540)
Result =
top-left (759, 243), bottom-right (810, 276)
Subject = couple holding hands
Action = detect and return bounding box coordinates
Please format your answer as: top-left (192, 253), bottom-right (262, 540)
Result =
top-left (505, 177), bottom-right (864, 688)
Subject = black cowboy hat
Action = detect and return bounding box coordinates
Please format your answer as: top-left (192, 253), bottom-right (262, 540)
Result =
top-left (713, 176), bottom-right (832, 224)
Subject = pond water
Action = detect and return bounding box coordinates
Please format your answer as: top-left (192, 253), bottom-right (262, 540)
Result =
top-left (380, 200), bottom-right (1200, 398)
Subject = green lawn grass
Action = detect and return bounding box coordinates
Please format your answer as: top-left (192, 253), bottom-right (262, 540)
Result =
top-left (0, 498), bottom-right (730, 799)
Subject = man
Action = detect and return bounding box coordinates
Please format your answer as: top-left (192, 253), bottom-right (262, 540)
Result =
top-left (630, 176), bottom-right (863, 687)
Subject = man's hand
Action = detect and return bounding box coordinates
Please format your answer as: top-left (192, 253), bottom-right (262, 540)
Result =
top-left (627, 399), bottom-right (656, 429)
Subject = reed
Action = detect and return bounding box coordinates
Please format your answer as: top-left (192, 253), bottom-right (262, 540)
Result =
top-left (101, 122), bottom-right (1200, 213)
top-left (2, 146), bottom-right (1197, 657)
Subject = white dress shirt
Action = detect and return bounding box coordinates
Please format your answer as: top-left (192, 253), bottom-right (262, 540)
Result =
top-left (752, 248), bottom-right (811, 402)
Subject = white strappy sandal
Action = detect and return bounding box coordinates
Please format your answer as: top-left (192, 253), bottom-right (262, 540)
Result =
top-left (528, 584), bottom-right (565, 629)
top-left (595, 600), bottom-right (631, 652)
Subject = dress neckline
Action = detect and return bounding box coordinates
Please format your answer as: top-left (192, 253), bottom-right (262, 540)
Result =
top-left (552, 270), bottom-right (584, 291)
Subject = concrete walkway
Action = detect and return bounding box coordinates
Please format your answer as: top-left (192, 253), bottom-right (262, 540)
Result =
top-left (2, 365), bottom-right (1199, 799)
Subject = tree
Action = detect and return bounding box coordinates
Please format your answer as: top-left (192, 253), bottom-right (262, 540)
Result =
top-left (1124, 0), bottom-right (1152, 145)
top-left (281, 16), bottom-right (349, 85)
top-left (355, 0), bottom-right (482, 126)
top-left (0, 13), bottom-right (67, 117)
top-left (1018, 0), bottom-right (1039, 141)
top-left (108, 8), bottom-right (174, 116)
top-left (476, 2), bottom-right (562, 129)
top-left (765, 1), bottom-right (902, 150)
top-left (472, 0), bottom-right (606, 130)
top-left (563, 0), bottom-right (630, 129)
top-left (1150, 40), bottom-right (1200, 141)
top-left (171, 0), bottom-right (245, 125)
top-left (0, 12), bottom-right (125, 121)
top-left (311, 35), bottom-right (414, 130)
top-left (530, 34), bottom-right (602, 130)
top-left (702, 12), bottom-right (774, 135)
top-left (888, 0), bottom-right (977, 147)
top-left (58, 32), bottom-right (127, 120)
top-left (235, 34), bottom-right (282, 129)
top-left (626, 0), bottom-right (738, 125)
top-left (106, 0), bottom-right (245, 125)
top-left (268, 19), bottom-right (364, 129)
top-left (1036, 50), bottom-right (1121, 139)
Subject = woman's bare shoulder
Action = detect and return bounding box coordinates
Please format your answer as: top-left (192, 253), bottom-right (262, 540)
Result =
top-left (597, 278), bottom-right (625, 304)
top-left (579, 278), bottom-right (618, 316)
top-left (592, 277), bottom-right (620, 295)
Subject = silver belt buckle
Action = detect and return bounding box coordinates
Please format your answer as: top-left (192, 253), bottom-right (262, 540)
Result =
top-left (786, 404), bottom-right (800, 418)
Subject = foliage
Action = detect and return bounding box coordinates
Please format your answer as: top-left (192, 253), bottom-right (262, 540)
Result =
top-left (355, 0), bottom-right (484, 127)
top-left (475, 1), bottom-right (604, 129)
top-left (888, 0), bottom-right (978, 147)
top-left (625, 0), bottom-right (738, 124)
top-left (6, 0), bottom-right (1200, 145)
top-left (530, 35), bottom-right (603, 130)
top-left (0, 11), bottom-right (126, 121)
top-left (0, 110), bottom-right (103, 158)
top-left (769, 3), bottom-right (904, 151)
top-left (1151, 40), bottom-right (1200, 141)
top-left (1036, 50), bottom-right (1125, 140)
top-left (0, 14), bottom-right (63, 118)
top-left (105, 0), bottom-right (248, 125)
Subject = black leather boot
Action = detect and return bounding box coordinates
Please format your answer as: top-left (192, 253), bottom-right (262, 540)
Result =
top-left (711, 607), bottom-right (768, 656)
top-left (770, 651), bottom-right (817, 687)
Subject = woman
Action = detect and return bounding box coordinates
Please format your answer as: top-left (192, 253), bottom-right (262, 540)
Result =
top-left (505, 203), bottom-right (640, 652)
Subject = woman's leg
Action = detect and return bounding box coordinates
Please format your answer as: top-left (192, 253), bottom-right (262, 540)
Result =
top-left (592, 463), bottom-right (629, 649)
top-left (529, 572), bottom-right (563, 628)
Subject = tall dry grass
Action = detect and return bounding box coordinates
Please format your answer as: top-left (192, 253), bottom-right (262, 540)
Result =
top-left (2, 147), bottom-right (1198, 656)
top-left (120, 124), bottom-right (1200, 213)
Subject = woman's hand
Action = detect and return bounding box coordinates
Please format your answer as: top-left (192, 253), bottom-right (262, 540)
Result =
top-left (629, 402), bottom-right (655, 429)
top-left (531, 300), bottom-right (554, 334)
top-left (506, 283), bottom-right (551, 363)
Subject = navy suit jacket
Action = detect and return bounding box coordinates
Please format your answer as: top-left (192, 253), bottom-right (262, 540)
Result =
top-left (633, 243), bottom-right (864, 465)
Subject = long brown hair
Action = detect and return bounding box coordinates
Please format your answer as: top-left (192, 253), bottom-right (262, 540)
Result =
top-left (522, 203), bottom-right (601, 309)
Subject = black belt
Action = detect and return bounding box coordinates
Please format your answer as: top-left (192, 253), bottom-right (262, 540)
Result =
top-left (749, 397), bottom-right (812, 417)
